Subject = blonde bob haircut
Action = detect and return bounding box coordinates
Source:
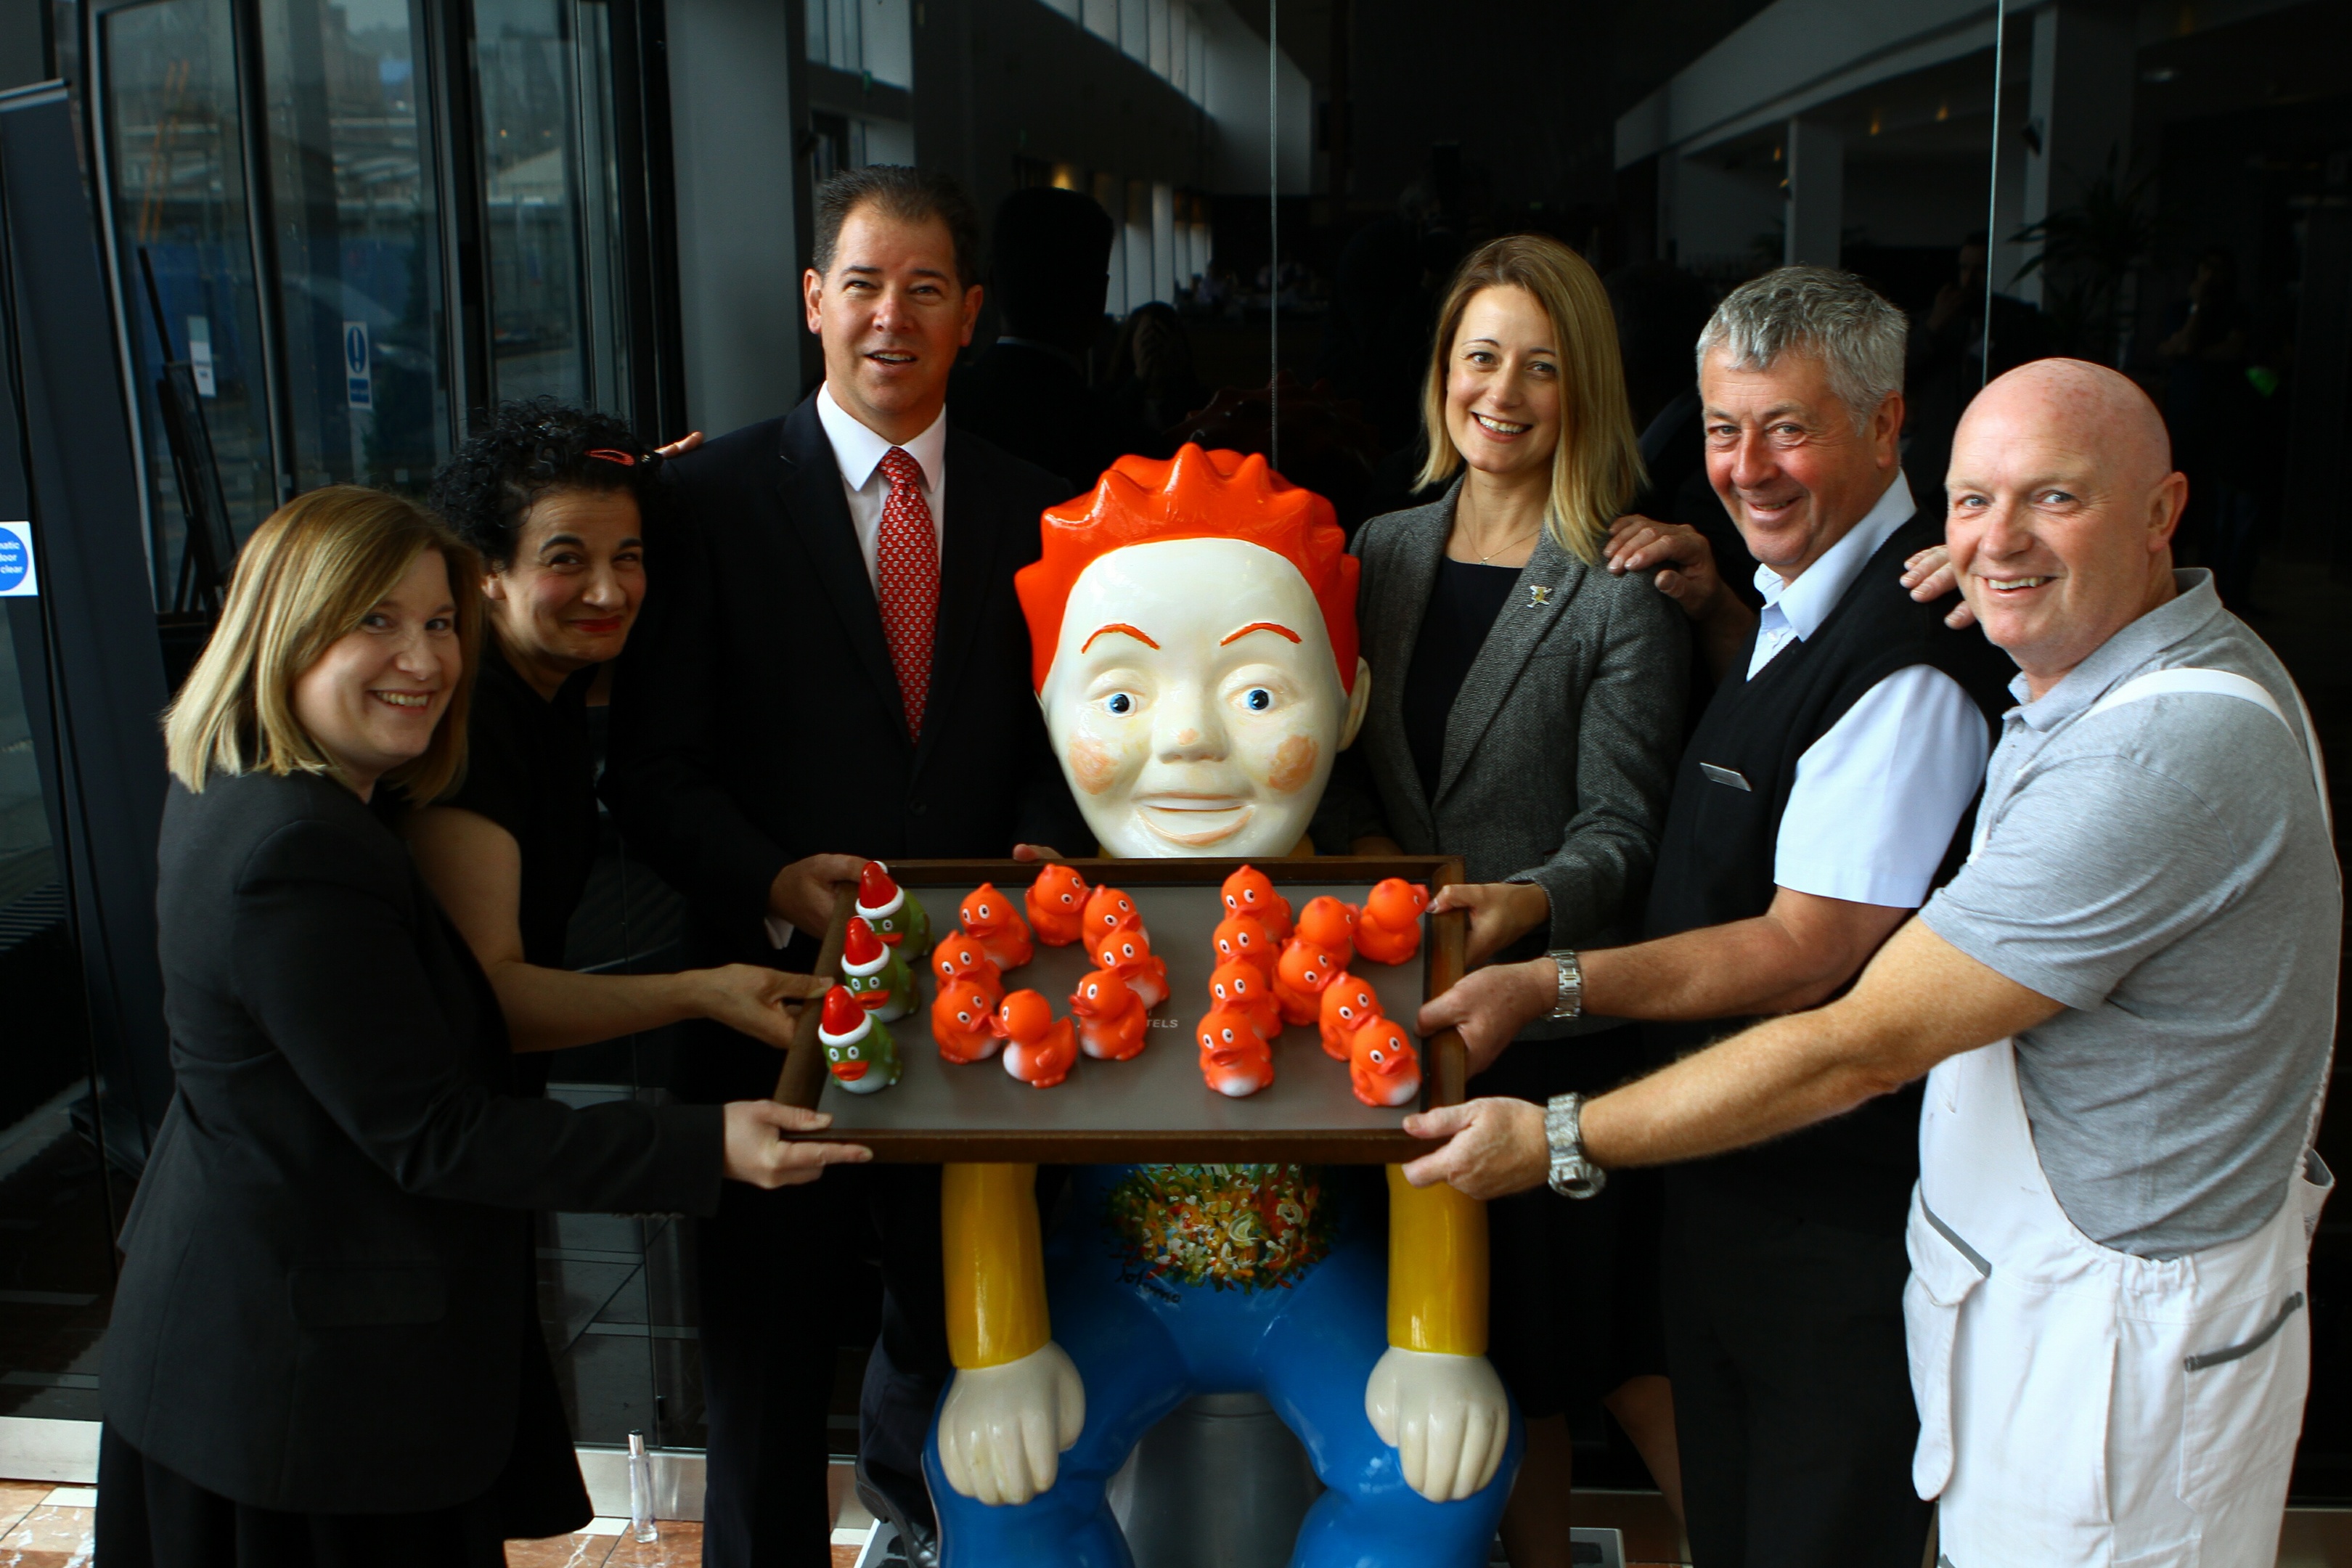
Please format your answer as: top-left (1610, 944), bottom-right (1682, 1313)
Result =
top-left (1416, 234), bottom-right (1646, 563)
top-left (164, 485), bottom-right (482, 801)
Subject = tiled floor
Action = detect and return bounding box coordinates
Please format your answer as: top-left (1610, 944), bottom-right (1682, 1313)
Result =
top-left (0, 1482), bottom-right (95, 1567)
top-left (0, 1473), bottom-right (2340, 1566)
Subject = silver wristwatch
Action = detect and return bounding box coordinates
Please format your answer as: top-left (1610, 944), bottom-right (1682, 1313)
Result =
top-left (1544, 1093), bottom-right (1606, 1199)
top-left (1545, 949), bottom-right (1583, 1021)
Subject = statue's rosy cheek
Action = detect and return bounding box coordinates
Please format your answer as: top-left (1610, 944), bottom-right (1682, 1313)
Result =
top-left (1068, 734), bottom-right (1124, 795)
top-left (1265, 732), bottom-right (1318, 793)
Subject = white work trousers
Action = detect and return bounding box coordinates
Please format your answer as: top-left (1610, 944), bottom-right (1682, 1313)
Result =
top-left (1906, 1035), bottom-right (2329, 1566)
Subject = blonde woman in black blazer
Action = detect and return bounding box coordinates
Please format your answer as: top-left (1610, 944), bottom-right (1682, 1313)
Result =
top-left (1313, 236), bottom-right (1687, 1563)
top-left (97, 486), bottom-right (864, 1567)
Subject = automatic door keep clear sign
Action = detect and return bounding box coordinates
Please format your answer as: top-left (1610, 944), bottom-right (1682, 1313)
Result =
top-left (0, 523), bottom-right (34, 597)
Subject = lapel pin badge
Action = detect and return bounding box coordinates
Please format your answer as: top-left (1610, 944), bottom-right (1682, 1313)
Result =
top-left (1527, 583), bottom-right (1552, 607)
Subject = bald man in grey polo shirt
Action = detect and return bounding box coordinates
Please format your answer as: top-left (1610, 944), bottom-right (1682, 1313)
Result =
top-left (1406, 359), bottom-right (2337, 1567)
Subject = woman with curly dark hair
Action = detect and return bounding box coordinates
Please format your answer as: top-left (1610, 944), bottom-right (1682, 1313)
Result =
top-left (411, 401), bottom-right (814, 1084)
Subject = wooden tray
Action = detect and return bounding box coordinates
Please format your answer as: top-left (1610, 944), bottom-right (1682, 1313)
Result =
top-left (772, 857), bottom-right (1466, 1162)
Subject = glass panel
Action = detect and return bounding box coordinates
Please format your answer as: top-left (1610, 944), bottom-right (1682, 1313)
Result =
top-left (256, 0), bottom-right (449, 492)
top-left (475, 0), bottom-right (605, 409)
top-left (98, 0), bottom-right (278, 581)
top-left (0, 611), bottom-right (115, 1426)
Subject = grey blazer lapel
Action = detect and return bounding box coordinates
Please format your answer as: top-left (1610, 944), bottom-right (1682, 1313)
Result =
top-left (1434, 528), bottom-right (1586, 805)
top-left (1363, 485), bottom-right (1455, 845)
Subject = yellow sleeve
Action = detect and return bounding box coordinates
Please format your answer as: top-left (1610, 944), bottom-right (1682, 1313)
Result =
top-left (1385, 1165), bottom-right (1488, 1356)
top-left (942, 1161), bottom-right (1052, 1370)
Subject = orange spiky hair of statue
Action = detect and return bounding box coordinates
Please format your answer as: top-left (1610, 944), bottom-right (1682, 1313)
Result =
top-left (1015, 444), bottom-right (1360, 695)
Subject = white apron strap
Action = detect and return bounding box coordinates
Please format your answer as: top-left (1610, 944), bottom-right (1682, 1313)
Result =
top-left (2086, 666), bottom-right (2332, 836)
top-left (2083, 665), bottom-right (2338, 1152)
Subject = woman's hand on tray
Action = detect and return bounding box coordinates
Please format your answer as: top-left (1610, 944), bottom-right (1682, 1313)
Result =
top-left (700, 965), bottom-right (828, 1050)
top-left (767, 852), bottom-right (867, 935)
top-left (1429, 881), bottom-right (1551, 968)
top-left (1397, 1098), bottom-right (1548, 1201)
top-left (935, 1341), bottom-right (1087, 1505)
top-left (1363, 1346), bottom-right (1511, 1502)
top-left (720, 1101), bottom-right (870, 1188)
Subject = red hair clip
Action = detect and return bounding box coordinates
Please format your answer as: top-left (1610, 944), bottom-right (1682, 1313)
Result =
top-left (585, 448), bottom-right (637, 466)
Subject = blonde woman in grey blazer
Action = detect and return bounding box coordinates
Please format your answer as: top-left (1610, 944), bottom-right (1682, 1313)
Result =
top-left (1312, 235), bottom-right (1689, 1561)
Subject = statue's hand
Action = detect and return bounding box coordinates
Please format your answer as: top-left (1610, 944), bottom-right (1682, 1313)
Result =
top-left (935, 1341), bottom-right (1086, 1506)
top-left (1363, 1347), bottom-right (1511, 1503)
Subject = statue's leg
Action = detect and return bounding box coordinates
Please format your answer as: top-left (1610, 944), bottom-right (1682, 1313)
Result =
top-left (926, 1269), bottom-right (1192, 1568)
top-left (1254, 1231), bottom-right (1522, 1568)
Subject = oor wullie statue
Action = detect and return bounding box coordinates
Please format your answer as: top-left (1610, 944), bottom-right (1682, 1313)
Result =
top-left (921, 446), bottom-right (1520, 1565)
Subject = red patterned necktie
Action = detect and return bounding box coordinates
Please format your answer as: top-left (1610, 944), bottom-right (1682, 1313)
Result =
top-left (875, 446), bottom-right (939, 740)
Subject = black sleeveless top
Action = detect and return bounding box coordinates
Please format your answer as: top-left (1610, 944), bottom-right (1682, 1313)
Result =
top-left (1643, 512), bottom-right (2017, 1233)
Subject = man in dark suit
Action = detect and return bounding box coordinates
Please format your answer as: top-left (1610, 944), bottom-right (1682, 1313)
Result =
top-left (603, 164), bottom-right (1085, 1568)
top-left (950, 185), bottom-right (1147, 494)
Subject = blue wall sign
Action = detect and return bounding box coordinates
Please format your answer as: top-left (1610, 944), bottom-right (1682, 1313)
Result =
top-left (0, 522), bottom-right (36, 597)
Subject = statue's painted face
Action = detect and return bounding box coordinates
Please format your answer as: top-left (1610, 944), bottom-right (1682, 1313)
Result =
top-left (1040, 537), bottom-right (1364, 857)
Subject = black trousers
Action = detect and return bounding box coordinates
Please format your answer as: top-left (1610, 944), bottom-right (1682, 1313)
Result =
top-left (1662, 1170), bottom-right (1930, 1568)
top-left (697, 1163), bottom-right (950, 1568)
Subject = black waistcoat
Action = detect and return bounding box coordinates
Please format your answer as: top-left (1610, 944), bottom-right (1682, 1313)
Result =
top-left (1642, 511), bottom-right (2017, 1233)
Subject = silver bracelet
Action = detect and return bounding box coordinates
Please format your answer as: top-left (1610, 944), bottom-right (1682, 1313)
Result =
top-left (1545, 949), bottom-right (1583, 1021)
top-left (1545, 1093), bottom-right (1606, 1199)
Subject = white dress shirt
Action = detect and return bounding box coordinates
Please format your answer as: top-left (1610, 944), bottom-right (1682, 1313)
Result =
top-left (816, 381), bottom-right (948, 595)
top-left (1744, 472), bottom-right (1993, 909)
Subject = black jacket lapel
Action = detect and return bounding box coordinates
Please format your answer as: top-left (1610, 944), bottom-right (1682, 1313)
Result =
top-left (775, 398), bottom-right (907, 740)
top-left (912, 430), bottom-right (1007, 777)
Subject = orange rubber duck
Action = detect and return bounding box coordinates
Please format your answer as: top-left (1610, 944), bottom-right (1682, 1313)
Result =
top-left (1271, 939), bottom-right (1343, 1027)
top-left (1196, 1006), bottom-right (1274, 1098)
top-left (1083, 885), bottom-right (1147, 945)
top-left (1091, 926), bottom-right (1169, 1010)
top-left (1293, 896), bottom-right (1360, 970)
top-left (1069, 967), bottom-right (1149, 1061)
top-left (1318, 972), bottom-right (1385, 1061)
top-left (1025, 863), bottom-right (1092, 947)
top-left (1220, 865), bottom-right (1294, 943)
top-left (958, 883), bottom-right (1034, 971)
top-left (1355, 879), bottom-right (1429, 965)
top-left (1212, 913), bottom-right (1277, 980)
top-left (993, 989), bottom-right (1076, 1087)
top-left (1347, 1018), bottom-right (1421, 1108)
top-left (931, 981), bottom-right (1004, 1063)
top-left (932, 934), bottom-right (1005, 1005)
top-left (1208, 959), bottom-right (1283, 1041)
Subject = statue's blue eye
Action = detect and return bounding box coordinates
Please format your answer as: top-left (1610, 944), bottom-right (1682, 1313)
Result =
top-left (1244, 688), bottom-right (1272, 711)
top-left (1106, 692), bottom-right (1134, 715)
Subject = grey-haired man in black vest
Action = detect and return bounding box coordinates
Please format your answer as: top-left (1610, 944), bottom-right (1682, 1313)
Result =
top-left (1404, 268), bottom-right (2016, 1567)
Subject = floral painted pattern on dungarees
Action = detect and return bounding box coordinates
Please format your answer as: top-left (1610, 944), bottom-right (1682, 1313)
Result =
top-left (1104, 1164), bottom-right (1336, 1292)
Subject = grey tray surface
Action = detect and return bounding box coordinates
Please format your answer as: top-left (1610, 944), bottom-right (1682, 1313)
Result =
top-left (816, 880), bottom-right (1426, 1136)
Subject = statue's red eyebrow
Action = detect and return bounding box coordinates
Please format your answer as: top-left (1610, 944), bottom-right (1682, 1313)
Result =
top-left (1082, 622), bottom-right (1159, 653)
top-left (1220, 621), bottom-right (1302, 646)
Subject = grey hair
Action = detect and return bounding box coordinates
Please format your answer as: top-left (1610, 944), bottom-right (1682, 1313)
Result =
top-left (1695, 266), bottom-right (1908, 430)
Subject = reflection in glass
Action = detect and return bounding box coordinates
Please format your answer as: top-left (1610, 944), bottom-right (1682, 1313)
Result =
top-left (0, 608), bottom-right (116, 1424)
top-left (99, 0), bottom-right (279, 577)
top-left (475, 0), bottom-right (634, 414)
top-left (257, 0), bottom-right (449, 492)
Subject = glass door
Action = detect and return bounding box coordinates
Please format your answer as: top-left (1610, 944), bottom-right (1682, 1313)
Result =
top-left (254, 0), bottom-right (454, 494)
top-left (472, 0), bottom-right (635, 419)
top-left (91, 0), bottom-right (279, 595)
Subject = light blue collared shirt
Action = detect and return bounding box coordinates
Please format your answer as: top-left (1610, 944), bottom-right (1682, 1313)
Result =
top-left (1742, 473), bottom-right (1993, 909)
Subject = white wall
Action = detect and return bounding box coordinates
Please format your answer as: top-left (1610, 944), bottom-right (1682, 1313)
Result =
top-left (1196, 0), bottom-right (1310, 195)
top-left (666, 0), bottom-right (803, 433)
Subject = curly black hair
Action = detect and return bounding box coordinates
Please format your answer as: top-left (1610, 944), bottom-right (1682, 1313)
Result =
top-left (426, 399), bottom-right (662, 570)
